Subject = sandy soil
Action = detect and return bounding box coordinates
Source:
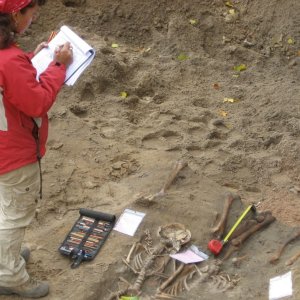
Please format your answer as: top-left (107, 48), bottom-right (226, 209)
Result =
top-left (5, 0), bottom-right (300, 299)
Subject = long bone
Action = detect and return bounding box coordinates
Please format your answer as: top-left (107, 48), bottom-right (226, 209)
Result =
top-left (135, 160), bottom-right (187, 206)
top-left (161, 264), bottom-right (197, 296)
top-left (228, 212), bottom-right (266, 240)
top-left (222, 211), bottom-right (275, 260)
top-left (158, 263), bottom-right (185, 292)
top-left (269, 229), bottom-right (300, 264)
top-left (229, 219), bottom-right (257, 240)
top-left (210, 192), bottom-right (239, 238)
top-left (125, 242), bottom-right (138, 264)
top-left (154, 293), bottom-right (183, 299)
top-left (231, 212), bottom-right (275, 247)
top-left (156, 262), bottom-right (220, 299)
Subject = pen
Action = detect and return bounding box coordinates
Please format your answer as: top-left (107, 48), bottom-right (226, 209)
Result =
top-left (47, 31), bottom-right (57, 43)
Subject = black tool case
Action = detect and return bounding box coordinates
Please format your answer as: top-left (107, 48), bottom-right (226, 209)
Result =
top-left (58, 208), bottom-right (116, 268)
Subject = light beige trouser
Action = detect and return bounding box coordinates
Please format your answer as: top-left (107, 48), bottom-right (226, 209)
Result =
top-left (0, 162), bottom-right (39, 287)
top-left (294, 268), bottom-right (300, 299)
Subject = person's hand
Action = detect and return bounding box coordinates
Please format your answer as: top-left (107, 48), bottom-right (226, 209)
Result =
top-left (33, 41), bottom-right (48, 56)
top-left (54, 42), bottom-right (73, 67)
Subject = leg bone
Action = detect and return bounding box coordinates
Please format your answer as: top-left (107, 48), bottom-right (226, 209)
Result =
top-left (158, 263), bottom-right (185, 292)
top-left (135, 160), bottom-right (187, 206)
top-left (210, 192), bottom-right (238, 238)
top-left (231, 212), bottom-right (275, 247)
top-left (159, 160), bottom-right (187, 195)
top-left (230, 220), bottom-right (258, 239)
top-left (222, 221), bottom-right (259, 260)
top-left (269, 229), bottom-right (300, 264)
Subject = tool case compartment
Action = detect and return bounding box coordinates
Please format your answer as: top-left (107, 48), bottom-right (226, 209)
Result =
top-left (58, 208), bottom-right (116, 268)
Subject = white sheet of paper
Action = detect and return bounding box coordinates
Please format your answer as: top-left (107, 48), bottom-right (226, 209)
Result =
top-left (170, 246), bottom-right (208, 264)
top-left (113, 209), bottom-right (145, 236)
top-left (31, 26), bottom-right (95, 86)
top-left (269, 271), bottom-right (293, 300)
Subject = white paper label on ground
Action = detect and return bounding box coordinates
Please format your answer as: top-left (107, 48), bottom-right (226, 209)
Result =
top-left (113, 209), bottom-right (145, 236)
top-left (170, 245), bottom-right (209, 264)
top-left (269, 271), bottom-right (293, 300)
top-left (170, 249), bottom-right (205, 264)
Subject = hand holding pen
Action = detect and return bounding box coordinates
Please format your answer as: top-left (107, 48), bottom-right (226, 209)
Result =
top-left (54, 41), bottom-right (73, 67)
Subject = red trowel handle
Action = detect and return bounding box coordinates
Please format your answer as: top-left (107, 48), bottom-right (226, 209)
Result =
top-left (208, 239), bottom-right (223, 255)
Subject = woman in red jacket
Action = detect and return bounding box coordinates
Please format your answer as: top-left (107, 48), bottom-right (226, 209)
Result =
top-left (0, 0), bottom-right (72, 297)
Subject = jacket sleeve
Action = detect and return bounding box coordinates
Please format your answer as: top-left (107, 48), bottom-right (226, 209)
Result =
top-left (4, 52), bottom-right (66, 118)
top-left (27, 51), bottom-right (34, 60)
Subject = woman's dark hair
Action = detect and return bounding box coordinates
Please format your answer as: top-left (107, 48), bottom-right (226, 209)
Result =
top-left (0, 13), bottom-right (12, 49)
top-left (21, 0), bottom-right (47, 12)
top-left (0, 0), bottom-right (46, 49)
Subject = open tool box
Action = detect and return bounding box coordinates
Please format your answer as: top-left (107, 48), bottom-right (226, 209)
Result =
top-left (59, 208), bottom-right (116, 268)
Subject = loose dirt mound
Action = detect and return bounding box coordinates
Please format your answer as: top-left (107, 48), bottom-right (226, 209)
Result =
top-left (7, 0), bottom-right (300, 299)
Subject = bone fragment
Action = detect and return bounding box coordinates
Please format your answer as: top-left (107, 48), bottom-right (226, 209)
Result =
top-left (232, 255), bottom-right (248, 266)
top-left (159, 160), bottom-right (187, 195)
top-left (154, 292), bottom-right (182, 299)
top-left (223, 212), bottom-right (275, 260)
top-left (122, 258), bottom-right (139, 274)
top-left (269, 229), bottom-right (300, 264)
top-left (119, 276), bottom-right (131, 286)
top-left (135, 160), bottom-right (187, 206)
top-left (230, 220), bottom-right (257, 240)
top-left (222, 245), bottom-right (239, 261)
top-left (231, 212), bottom-right (275, 247)
top-left (164, 265), bottom-right (197, 296)
top-left (158, 263), bottom-right (185, 292)
top-left (210, 192), bottom-right (238, 238)
top-left (286, 251), bottom-right (300, 266)
top-left (125, 242), bottom-right (137, 263)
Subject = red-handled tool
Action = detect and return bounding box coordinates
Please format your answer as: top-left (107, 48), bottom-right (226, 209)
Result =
top-left (208, 204), bottom-right (255, 255)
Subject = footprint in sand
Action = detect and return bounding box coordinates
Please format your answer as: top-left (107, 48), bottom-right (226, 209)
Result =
top-left (142, 130), bottom-right (182, 150)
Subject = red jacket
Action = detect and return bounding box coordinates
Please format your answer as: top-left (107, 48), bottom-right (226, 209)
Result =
top-left (0, 45), bottom-right (66, 175)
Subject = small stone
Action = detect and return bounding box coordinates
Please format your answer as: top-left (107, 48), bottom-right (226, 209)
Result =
top-left (69, 104), bottom-right (88, 116)
top-left (212, 119), bottom-right (225, 127)
top-left (288, 57), bottom-right (300, 67)
top-left (83, 181), bottom-right (99, 189)
top-left (289, 186), bottom-right (300, 195)
top-left (62, 0), bottom-right (85, 7)
top-left (224, 11), bottom-right (238, 23)
top-left (243, 39), bottom-right (255, 47)
top-left (124, 95), bottom-right (139, 106)
top-left (50, 143), bottom-right (64, 150)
